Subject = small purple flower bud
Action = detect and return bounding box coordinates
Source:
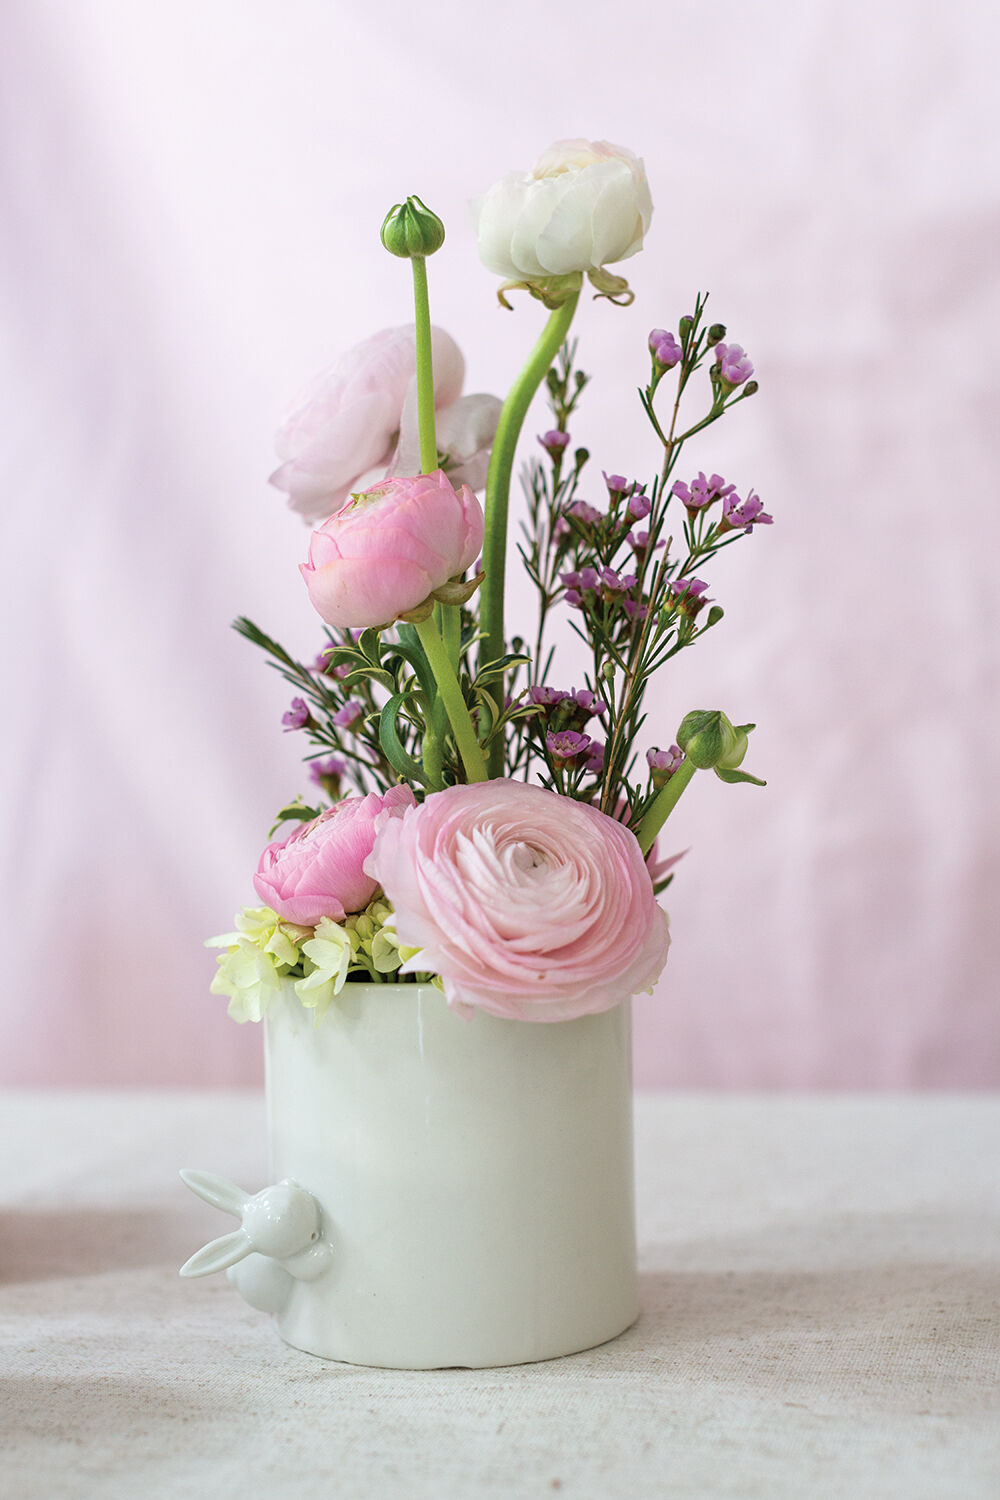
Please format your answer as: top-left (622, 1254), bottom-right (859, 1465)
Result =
top-left (715, 342), bottom-right (754, 387)
top-left (539, 428), bottom-right (571, 456)
top-left (603, 471), bottom-right (629, 500)
top-left (559, 570), bottom-right (581, 589)
top-left (627, 491), bottom-right (652, 520)
top-left (332, 699), bottom-right (364, 730)
top-left (564, 588), bottom-right (583, 609)
top-left (652, 331), bottom-right (682, 369)
top-left (647, 744), bottom-right (684, 789)
top-left (647, 329), bottom-right (669, 353)
top-left (282, 697), bottom-right (310, 732)
top-left (569, 500), bottom-right (603, 526)
top-left (546, 729), bottom-right (592, 767)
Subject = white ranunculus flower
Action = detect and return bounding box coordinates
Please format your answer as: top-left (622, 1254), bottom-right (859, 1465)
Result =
top-left (472, 139), bottom-right (653, 283)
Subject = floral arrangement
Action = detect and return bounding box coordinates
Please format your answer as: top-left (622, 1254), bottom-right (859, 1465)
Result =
top-left (209, 139), bottom-right (768, 1026)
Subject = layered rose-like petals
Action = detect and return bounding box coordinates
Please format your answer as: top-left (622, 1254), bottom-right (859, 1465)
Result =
top-left (473, 139), bottom-right (653, 282)
top-left (366, 781), bottom-right (669, 1021)
top-left (270, 326), bottom-right (500, 525)
top-left (300, 471), bottom-right (484, 630)
top-left (253, 786), bottom-right (416, 927)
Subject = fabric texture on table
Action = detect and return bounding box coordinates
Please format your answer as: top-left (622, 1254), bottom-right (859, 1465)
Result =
top-left (1, 1092), bottom-right (998, 1499)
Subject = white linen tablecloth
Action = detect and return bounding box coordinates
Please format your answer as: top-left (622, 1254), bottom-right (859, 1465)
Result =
top-left (1, 1092), bottom-right (997, 1498)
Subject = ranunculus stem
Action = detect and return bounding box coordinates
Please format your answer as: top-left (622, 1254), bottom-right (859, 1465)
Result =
top-left (410, 257), bottom-right (438, 475)
top-left (481, 291), bottom-right (580, 777)
top-left (636, 759), bottom-right (697, 856)
top-left (414, 615), bottom-right (488, 783)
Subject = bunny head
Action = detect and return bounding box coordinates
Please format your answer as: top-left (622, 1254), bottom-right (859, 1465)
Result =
top-left (178, 1169), bottom-right (328, 1281)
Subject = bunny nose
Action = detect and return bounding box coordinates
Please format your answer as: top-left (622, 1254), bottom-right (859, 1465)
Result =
top-left (242, 1181), bottom-right (321, 1258)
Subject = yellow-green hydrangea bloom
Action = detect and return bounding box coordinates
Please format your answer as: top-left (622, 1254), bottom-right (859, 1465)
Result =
top-left (295, 917), bottom-right (357, 1018)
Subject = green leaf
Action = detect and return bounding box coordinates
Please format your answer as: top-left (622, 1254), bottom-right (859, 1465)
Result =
top-left (267, 802), bottom-right (322, 837)
top-left (715, 766), bottom-right (767, 787)
top-left (378, 694), bottom-right (429, 787)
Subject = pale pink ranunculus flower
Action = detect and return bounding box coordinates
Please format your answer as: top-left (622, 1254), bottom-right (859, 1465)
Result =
top-left (366, 780), bottom-right (669, 1021)
top-left (254, 785), bottom-right (416, 927)
top-left (270, 325), bottom-right (502, 525)
top-left (472, 139), bottom-right (653, 281)
top-left (300, 470), bottom-right (484, 630)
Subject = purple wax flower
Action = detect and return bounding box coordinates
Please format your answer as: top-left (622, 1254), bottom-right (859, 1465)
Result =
top-left (622, 599), bottom-right (649, 621)
top-left (627, 491), bottom-right (652, 520)
top-left (627, 530), bottom-right (666, 555)
top-left (570, 688), bottom-right (606, 716)
top-left (672, 472), bottom-right (735, 512)
top-left (649, 329), bottom-right (682, 368)
top-left (578, 566), bottom-right (601, 591)
top-left (313, 647), bottom-right (335, 673)
top-left (559, 570), bottom-right (580, 589)
top-left (281, 697), bottom-right (310, 732)
top-left (722, 488), bottom-right (773, 533)
top-left (569, 500), bottom-right (603, 526)
top-left (546, 729), bottom-right (592, 764)
top-left (715, 342), bottom-right (754, 387)
top-left (528, 685), bottom-right (569, 708)
top-left (602, 471), bottom-right (630, 502)
top-left (308, 755), bottom-right (348, 786)
top-left (670, 577), bottom-right (709, 598)
top-left (601, 567), bottom-right (639, 595)
top-left (564, 588), bottom-right (583, 609)
top-left (332, 700), bottom-right (364, 729)
top-left (539, 428), bottom-right (571, 455)
top-left (585, 739), bottom-right (606, 774)
top-left (553, 516), bottom-right (571, 540)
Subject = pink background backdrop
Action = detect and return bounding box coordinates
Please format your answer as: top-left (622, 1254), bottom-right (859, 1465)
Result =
top-left (3, 0), bottom-right (998, 1088)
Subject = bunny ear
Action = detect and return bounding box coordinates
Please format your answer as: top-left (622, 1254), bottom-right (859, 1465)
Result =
top-left (179, 1227), bottom-right (253, 1279)
top-left (179, 1169), bottom-right (249, 1217)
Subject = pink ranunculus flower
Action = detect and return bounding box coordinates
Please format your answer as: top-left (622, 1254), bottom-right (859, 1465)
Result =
top-left (300, 470), bottom-right (484, 630)
top-left (366, 780), bottom-right (669, 1021)
top-left (270, 325), bottom-right (502, 526)
top-left (254, 785), bottom-right (416, 927)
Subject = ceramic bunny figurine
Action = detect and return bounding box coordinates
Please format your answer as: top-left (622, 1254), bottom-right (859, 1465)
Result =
top-left (179, 1169), bottom-right (333, 1312)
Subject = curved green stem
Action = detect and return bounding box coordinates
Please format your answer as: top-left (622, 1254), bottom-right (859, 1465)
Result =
top-left (414, 615), bottom-right (488, 783)
top-left (480, 291), bottom-right (580, 776)
top-left (637, 759), bottom-right (696, 856)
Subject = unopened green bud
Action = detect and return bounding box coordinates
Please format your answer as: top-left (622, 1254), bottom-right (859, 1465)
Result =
top-left (380, 195), bottom-right (446, 258)
top-left (676, 708), bottom-right (748, 770)
top-left (707, 322), bottom-right (727, 345)
top-left (743, 379), bottom-right (759, 396)
top-left (678, 314), bottom-right (694, 340)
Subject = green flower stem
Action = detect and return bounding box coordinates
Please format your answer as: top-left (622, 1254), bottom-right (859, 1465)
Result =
top-left (637, 759), bottom-right (697, 856)
top-left (481, 291), bottom-right (580, 776)
top-left (441, 596), bottom-right (461, 674)
top-left (411, 256), bottom-right (437, 474)
top-left (414, 614), bottom-right (488, 783)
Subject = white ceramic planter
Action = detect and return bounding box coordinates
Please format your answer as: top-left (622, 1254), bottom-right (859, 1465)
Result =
top-left (182, 981), bottom-right (638, 1369)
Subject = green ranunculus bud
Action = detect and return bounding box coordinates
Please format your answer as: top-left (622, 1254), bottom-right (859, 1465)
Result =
top-left (676, 709), bottom-right (749, 770)
top-left (380, 195), bottom-right (446, 259)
